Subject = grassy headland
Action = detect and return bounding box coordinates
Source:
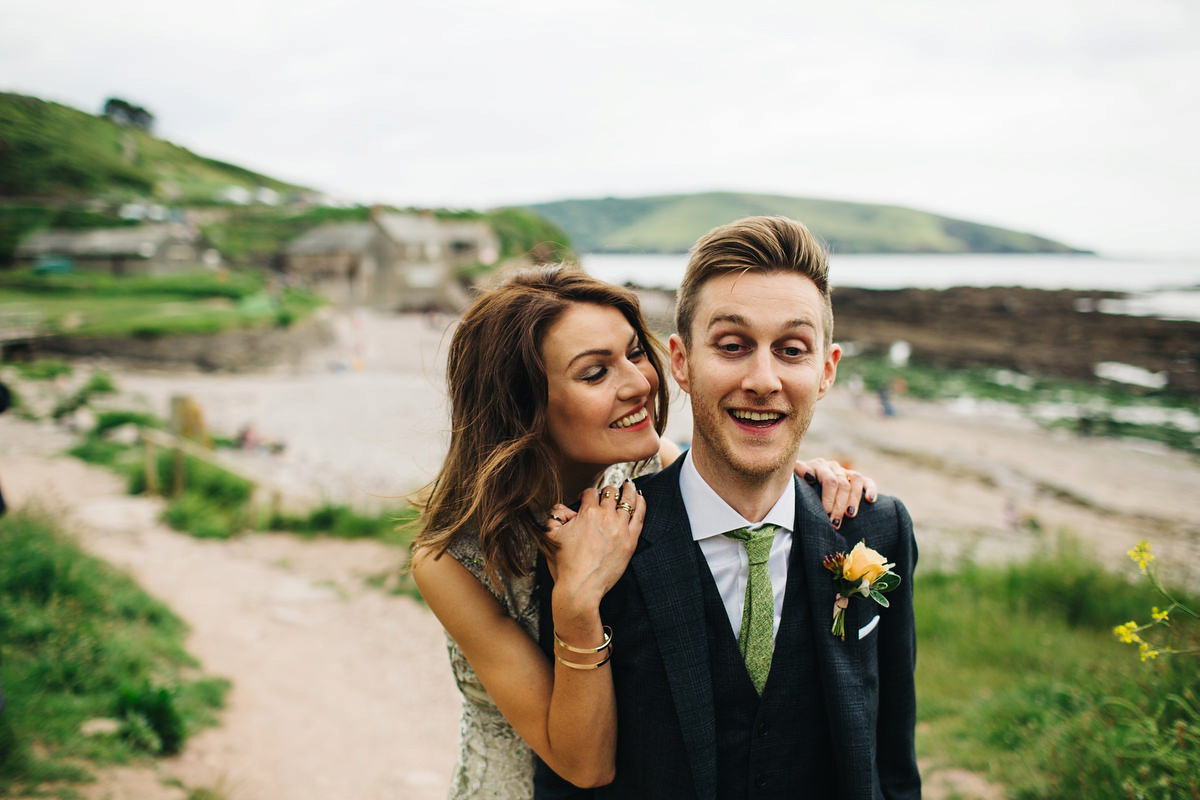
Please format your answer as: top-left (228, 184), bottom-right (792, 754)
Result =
top-left (521, 191), bottom-right (1090, 254)
top-left (0, 92), bottom-right (306, 204)
top-left (0, 91), bottom-right (573, 270)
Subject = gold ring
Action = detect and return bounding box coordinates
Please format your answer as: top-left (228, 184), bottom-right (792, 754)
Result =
top-left (616, 501), bottom-right (635, 516)
top-left (600, 489), bottom-right (614, 501)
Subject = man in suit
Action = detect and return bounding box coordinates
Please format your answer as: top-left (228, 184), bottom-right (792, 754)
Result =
top-left (536, 216), bottom-right (920, 799)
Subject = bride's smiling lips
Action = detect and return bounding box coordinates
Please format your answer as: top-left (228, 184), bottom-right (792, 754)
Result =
top-left (610, 405), bottom-right (651, 430)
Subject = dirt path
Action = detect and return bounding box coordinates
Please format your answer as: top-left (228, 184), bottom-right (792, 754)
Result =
top-left (2, 429), bottom-right (460, 800)
top-left (3, 310), bottom-right (1197, 800)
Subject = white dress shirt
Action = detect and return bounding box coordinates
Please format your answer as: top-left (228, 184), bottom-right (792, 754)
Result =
top-left (678, 450), bottom-right (795, 641)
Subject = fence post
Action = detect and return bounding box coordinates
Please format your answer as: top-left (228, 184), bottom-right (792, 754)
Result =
top-left (142, 432), bottom-right (159, 496)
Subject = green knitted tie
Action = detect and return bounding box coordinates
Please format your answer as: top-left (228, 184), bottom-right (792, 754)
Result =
top-left (723, 524), bottom-right (780, 694)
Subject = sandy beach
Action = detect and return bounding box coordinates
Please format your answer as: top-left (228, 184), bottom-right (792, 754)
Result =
top-left (3, 309), bottom-right (1198, 800)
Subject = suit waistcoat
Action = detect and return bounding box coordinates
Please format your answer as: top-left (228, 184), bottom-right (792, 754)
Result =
top-left (697, 539), bottom-right (838, 799)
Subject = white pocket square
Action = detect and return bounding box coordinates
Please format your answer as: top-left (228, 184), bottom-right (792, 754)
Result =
top-left (857, 615), bottom-right (880, 640)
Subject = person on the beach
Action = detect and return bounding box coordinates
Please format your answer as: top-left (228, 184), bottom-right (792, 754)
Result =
top-left (534, 216), bottom-right (920, 799)
top-left (410, 266), bottom-right (877, 800)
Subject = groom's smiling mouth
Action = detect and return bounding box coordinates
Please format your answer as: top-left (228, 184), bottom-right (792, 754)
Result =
top-left (728, 409), bottom-right (786, 428)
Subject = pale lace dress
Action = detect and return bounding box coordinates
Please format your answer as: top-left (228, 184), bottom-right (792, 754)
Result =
top-left (441, 456), bottom-right (661, 800)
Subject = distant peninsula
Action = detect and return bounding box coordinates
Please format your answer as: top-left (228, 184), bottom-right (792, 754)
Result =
top-left (521, 192), bottom-right (1090, 255)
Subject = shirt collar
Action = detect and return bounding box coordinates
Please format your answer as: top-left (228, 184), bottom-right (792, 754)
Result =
top-left (679, 449), bottom-right (795, 542)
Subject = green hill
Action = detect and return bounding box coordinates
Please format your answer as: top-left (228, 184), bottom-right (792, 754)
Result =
top-left (0, 92), bottom-right (570, 267)
top-left (0, 92), bottom-right (310, 203)
top-left (521, 191), bottom-right (1089, 254)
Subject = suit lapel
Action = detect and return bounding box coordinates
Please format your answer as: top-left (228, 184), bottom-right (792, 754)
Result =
top-left (630, 461), bottom-right (718, 800)
top-left (794, 479), bottom-right (874, 799)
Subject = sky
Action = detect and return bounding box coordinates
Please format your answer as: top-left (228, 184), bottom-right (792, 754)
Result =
top-left (3, 0), bottom-right (1199, 257)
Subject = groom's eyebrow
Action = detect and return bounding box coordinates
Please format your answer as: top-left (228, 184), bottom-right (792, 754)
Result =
top-left (708, 312), bottom-right (815, 332)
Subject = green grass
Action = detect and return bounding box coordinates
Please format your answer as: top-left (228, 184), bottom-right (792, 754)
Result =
top-left (915, 536), bottom-right (1199, 798)
top-left (265, 503), bottom-right (415, 542)
top-left (9, 359), bottom-right (74, 381)
top-left (0, 510), bottom-right (229, 796)
top-left (0, 268), bottom-right (325, 338)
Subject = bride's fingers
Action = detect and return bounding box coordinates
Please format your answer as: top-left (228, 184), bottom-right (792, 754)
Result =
top-left (597, 484), bottom-right (620, 505)
top-left (613, 480), bottom-right (638, 523)
top-left (548, 503), bottom-right (577, 523)
top-left (578, 487), bottom-right (600, 510)
top-left (627, 488), bottom-right (646, 534)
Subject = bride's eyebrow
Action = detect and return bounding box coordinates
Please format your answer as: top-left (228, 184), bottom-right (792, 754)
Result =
top-left (566, 333), bottom-right (639, 368)
top-left (566, 347), bottom-right (612, 369)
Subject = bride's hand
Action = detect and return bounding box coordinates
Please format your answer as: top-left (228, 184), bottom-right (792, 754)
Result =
top-left (544, 480), bottom-right (644, 618)
top-left (794, 457), bottom-right (878, 531)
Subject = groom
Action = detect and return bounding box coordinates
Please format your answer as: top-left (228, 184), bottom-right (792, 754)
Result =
top-left (536, 216), bottom-right (920, 799)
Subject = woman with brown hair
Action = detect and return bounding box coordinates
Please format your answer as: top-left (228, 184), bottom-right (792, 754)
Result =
top-left (410, 265), bottom-right (873, 799)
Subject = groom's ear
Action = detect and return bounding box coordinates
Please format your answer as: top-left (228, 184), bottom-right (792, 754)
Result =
top-left (818, 342), bottom-right (842, 398)
top-left (669, 333), bottom-right (691, 393)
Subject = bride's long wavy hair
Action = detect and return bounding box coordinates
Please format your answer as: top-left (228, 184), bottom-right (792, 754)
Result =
top-left (413, 265), bottom-right (669, 579)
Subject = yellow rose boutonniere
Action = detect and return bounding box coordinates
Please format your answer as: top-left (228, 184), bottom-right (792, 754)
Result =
top-left (823, 541), bottom-right (901, 640)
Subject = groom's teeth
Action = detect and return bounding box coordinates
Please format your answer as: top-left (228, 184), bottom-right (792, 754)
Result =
top-left (611, 408), bottom-right (648, 428)
top-left (731, 410), bottom-right (783, 422)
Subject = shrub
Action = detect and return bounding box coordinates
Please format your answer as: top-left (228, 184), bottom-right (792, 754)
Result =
top-left (117, 684), bottom-right (185, 755)
top-left (0, 510), bottom-right (227, 794)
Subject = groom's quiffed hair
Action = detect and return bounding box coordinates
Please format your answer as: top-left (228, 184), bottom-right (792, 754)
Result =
top-left (675, 216), bottom-right (833, 350)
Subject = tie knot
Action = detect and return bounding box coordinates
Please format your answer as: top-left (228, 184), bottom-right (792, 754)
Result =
top-left (723, 524), bottom-right (779, 565)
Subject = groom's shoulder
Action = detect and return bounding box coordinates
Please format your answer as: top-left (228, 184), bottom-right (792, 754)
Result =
top-left (633, 456), bottom-right (684, 495)
top-left (840, 491), bottom-right (916, 559)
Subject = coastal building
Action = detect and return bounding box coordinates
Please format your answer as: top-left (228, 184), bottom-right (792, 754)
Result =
top-left (13, 223), bottom-right (216, 276)
top-left (281, 222), bottom-right (377, 306)
top-left (282, 210), bottom-right (499, 312)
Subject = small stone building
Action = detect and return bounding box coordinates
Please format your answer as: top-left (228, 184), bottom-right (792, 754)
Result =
top-left (14, 223), bottom-right (213, 276)
top-left (282, 210), bottom-right (499, 312)
top-left (281, 222), bottom-right (377, 306)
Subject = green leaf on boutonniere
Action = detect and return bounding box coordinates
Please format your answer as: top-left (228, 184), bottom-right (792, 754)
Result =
top-left (870, 590), bottom-right (891, 607)
top-left (874, 573), bottom-right (901, 593)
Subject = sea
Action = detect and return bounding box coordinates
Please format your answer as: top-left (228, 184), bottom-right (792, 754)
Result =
top-left (580, 253), bottom-right (1200, 322)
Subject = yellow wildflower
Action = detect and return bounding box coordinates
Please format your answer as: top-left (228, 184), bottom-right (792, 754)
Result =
top-left (1127, 540), bottom-right (1154, 574)
top-left (1138, 641), bottom-right (1160, 661)
top-left (1151, 607), bottom-right (1170, 623)
top-left (1113, 621), bottom-right (1140, 644)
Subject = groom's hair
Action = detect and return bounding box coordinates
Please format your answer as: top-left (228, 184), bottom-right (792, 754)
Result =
top-left (675, 216), bottom-right (833, 350)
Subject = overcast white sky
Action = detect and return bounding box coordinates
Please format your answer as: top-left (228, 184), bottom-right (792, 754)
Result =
top-left (3, 0), bottom-right (1198, 256)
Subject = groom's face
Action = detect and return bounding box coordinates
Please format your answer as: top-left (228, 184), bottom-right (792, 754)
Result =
top-left (669, 270), bottom-right (840, 484)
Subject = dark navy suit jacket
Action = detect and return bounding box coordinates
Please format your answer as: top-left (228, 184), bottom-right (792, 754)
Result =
top-left (535, 458), bottom-right (921, 799)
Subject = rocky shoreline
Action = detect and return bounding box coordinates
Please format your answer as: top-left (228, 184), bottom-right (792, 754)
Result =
top-left (633, 285), bottom-right (1200, 395)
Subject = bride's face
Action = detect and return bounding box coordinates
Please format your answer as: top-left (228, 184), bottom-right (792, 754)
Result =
top-left (542, 302), bottom-right (661, 480)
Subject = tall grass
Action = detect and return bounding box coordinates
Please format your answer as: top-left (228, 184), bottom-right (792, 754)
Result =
top-left (0, 510), bottom-right (228, 794)
top-left (916, 536), bottom-right (1199, 797)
